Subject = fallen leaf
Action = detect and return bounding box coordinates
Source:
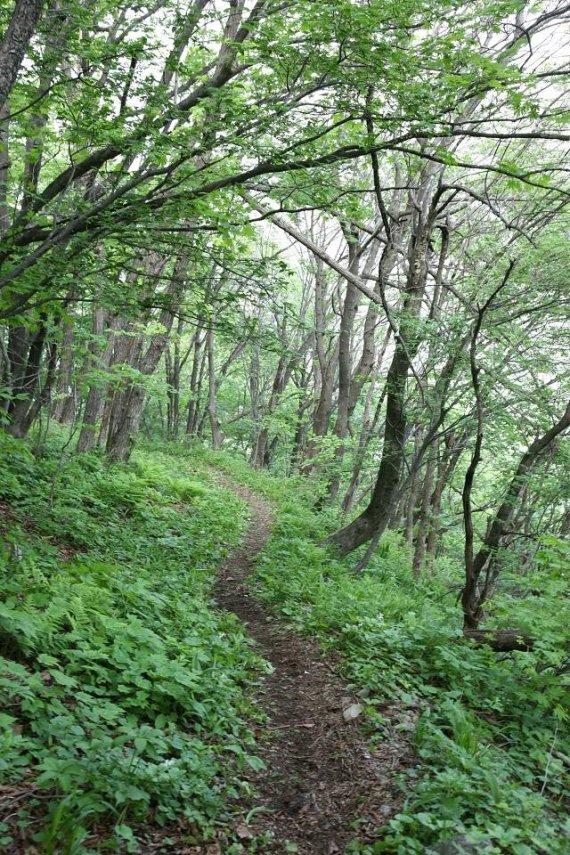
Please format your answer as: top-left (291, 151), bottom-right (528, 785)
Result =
top-left (235, 824), bottom-right (254, 840)
top-left (343, 703), bottom-right (363, 722)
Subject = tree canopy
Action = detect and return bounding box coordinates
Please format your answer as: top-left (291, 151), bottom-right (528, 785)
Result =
top-left (1, 1), bottom-right (569, 852)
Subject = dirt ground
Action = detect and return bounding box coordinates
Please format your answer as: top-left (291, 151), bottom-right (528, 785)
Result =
top-left (213, 481), bottom-right (413, 855)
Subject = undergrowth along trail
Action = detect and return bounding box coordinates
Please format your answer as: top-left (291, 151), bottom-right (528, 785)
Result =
top-left (1, 439), bottom-right (568, 855)
top-left (214, 477), bottom-right (411, 855)
top-left (0, 437), bottom-right (266, 854)
top-left (209, 451), bottom-right (570, 855)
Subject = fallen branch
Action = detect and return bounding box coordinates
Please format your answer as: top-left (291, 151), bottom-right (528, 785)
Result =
top-left (463, 629), bottom-right (534, 652)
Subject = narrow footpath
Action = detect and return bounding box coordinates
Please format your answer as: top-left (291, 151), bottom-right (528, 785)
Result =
top-left (214, 481), bottom-right (412, 855)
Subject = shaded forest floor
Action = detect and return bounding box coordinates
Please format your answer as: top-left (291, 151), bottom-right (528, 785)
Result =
top-left (1, 437), bottom-right (568, 855)
top-left (214, 479), bottom-right (412, 855)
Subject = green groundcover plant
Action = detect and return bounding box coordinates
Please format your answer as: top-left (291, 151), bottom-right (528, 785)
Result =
top-left (1, 439), bottom-right (568, 854)
top-left (0, 435), bottom-right (267, 852)
top-left (208, 451), bottom-right (570, 855)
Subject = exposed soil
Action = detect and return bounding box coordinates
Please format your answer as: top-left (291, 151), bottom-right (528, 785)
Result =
top-left (0, 483), bottom-right (412, 855)
top-left (214, 480), bottom-right (413, 855)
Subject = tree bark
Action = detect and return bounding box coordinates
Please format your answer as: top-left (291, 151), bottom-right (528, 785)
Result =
top-left (0, 0), bottom-right (45, 111)
top-left (461, 399), bottom-right (570, 628)
top-left (76, 310), bottom-right (118, 452)
top-left (328, 220), bottom-right (432, 555)
top-left (105, 254), bottom-right (187, 461)
top-left (185, 325), bottom-right (206, 435)
top-left (206, 324), bottom-right (223, 450)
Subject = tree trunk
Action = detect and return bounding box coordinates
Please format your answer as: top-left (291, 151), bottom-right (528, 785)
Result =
top-left (328, 171), bottom-right (437, 555)
top-left (0, 0), bottom-right (45, 111)
top-left (405, 425), bottom-right (424, 547)
top-left (303, 260), bottom-right (338, 470)
top-left (412, 444), bottom-right (436, 576)
top-left (6, 322), bottom-right (47, 436)
top-left (206, 325), bottom-right (223, 449)
top-left (185, 326), bottom-right (205, 435)
top-left (251, 350), bottom-right (292, 467)
top-left (105, 254), bottom-right (188, 461)
top-left (0, 101), bottom-right (9, 234)
top-left (76, 311), bottom-right (118, 452)
top-left (461, 399), bottom-right (570, 628)
top-left (51, 320), bottom-right (76, 423)
top-left (424, 430), bottom-right (465, 570)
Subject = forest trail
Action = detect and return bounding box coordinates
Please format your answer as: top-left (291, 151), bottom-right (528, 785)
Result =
top-left (214, 479), bottom-right (411, 855)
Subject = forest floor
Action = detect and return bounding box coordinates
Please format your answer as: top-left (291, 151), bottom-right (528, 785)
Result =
top-left (214, 479), bottom-right (412, 855)
top-left (2, 441), bottom-right (567, 854)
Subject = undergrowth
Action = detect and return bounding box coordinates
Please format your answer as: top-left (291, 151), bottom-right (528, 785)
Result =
top-left (206, 454), bottom-right (570, 855)
top-left (1, 438), bottom-right (568, 854)
top-left (0, 435), bottom-right (267, 853)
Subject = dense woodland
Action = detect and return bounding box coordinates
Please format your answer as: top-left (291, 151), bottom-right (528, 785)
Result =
top-left (0, 1), bottom-right (569, 853)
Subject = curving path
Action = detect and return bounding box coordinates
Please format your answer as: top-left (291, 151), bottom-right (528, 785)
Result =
top-left (214, 479), bottom-right (412, 855)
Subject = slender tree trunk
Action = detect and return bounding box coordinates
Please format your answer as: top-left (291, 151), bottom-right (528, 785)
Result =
top-left (251, 349), bottom-right (293, 467)
top-left (77, 311), bottom-right (118, 452)
top-left (328, 237), bottom-right (428, 555)
top-left (0, 101), bottom-right (9, 234)
top-left (206, 324), bottom-right (223, 449)
top-left (51, 319), bottom-right (76, 423)
top-left (412, 445), bottom-right (436, 576)
top-left (327, 235), bottom-right (361, 485)
top-left (165, 317), bottom-right (185, 440)
top-left (328, 175), bottom-right (441, 556)
top-left (461, 400), bottom-right (570, 629)
top-left (186, 326), bottom-right (205, 435)
top-left (405, 426), bottom-right (424, 546)
top-left (341, 380), bottom-right (385, 516)
top-left (303, 260), bottom-right (338, 469)
top-left (290, 370), bottom-right (310, 471)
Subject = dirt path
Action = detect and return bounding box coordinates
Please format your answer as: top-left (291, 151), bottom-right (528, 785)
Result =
top-left (214, 480), bottom-right (412, 855)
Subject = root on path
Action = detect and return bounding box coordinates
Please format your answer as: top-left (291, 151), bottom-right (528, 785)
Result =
top-left (214, 480), bottom-right (412, 855)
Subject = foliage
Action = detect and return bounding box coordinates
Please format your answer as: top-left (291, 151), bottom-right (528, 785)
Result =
top-left (244, 479), bottom-right (570, 854)
top-left (1, 0), bottom-right (570, 848)
top-left (0, 434), bottom-right (268, 852)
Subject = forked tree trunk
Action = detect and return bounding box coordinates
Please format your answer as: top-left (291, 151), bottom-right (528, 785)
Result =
top-left (105, 254), bottom-right (188, 461)
top-left (328, 221), bottom-right (432, 555)
top-left (106, 386), bottom-right (147, 463)
top-left (461, 399), bottom-right (570, 629)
